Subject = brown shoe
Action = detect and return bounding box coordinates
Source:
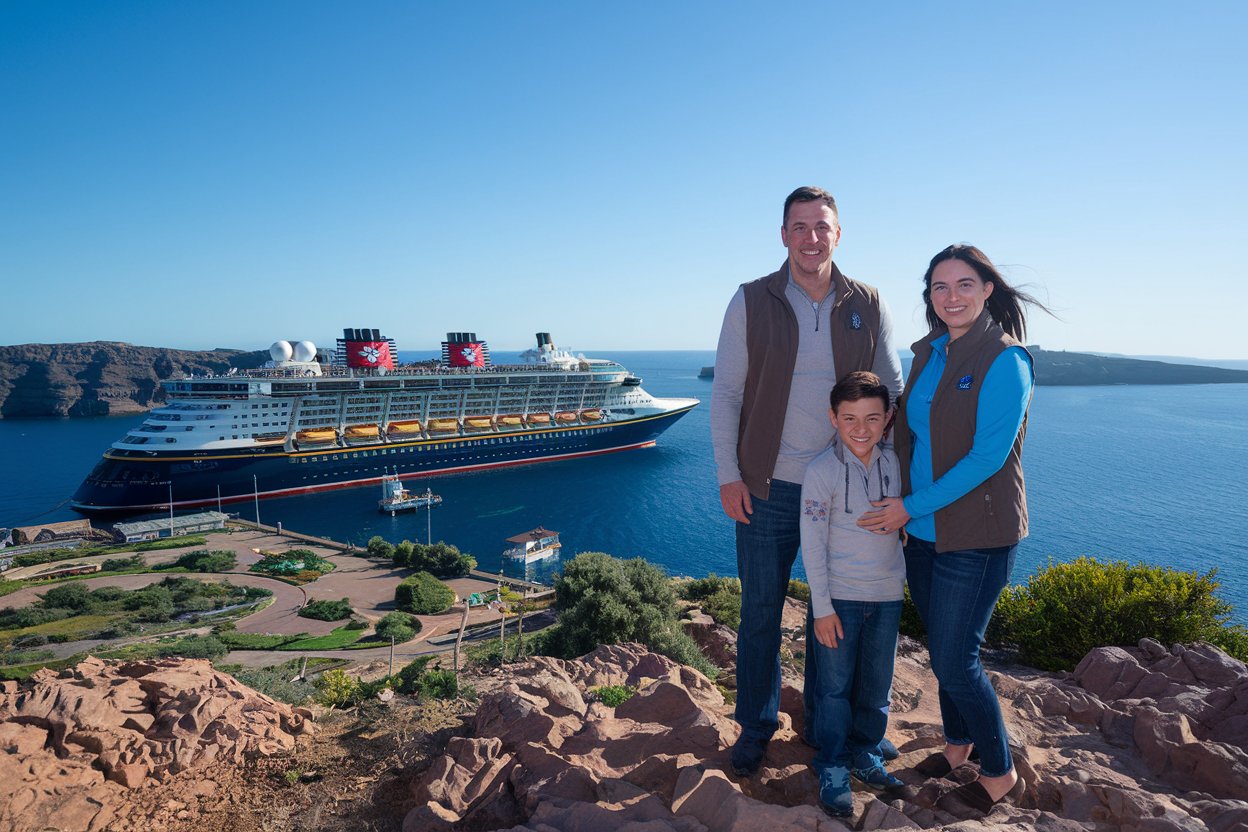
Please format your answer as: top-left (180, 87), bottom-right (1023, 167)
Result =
top-left (936, 777), bottom-right (1026, 817)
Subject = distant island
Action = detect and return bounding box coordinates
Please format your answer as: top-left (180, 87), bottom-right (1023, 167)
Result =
top-left (699, 347), bottom-right (1248, 387)
top-left (2, 342), bottom-right (1246, 419)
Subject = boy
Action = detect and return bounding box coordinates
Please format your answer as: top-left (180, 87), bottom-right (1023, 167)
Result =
top-left (800, 371), bottom-right (906, 817)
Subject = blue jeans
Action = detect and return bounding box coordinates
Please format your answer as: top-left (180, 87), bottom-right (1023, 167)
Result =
top-left (734, 480), bottom-right (817, 742)
top-left (904, 537), bottom-right (1017, 777)
top-left (810, 599), bottom-right (902, 772)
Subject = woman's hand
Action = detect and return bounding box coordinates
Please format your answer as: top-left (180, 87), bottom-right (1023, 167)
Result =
top-left (813, 613), bottom-right (844, 649)
top-left (857, 497), bottom-right (910, 535)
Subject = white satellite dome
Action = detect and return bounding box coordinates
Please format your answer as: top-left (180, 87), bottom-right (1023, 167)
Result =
top-left (292, 340), bottom-right (317, 362)
top-left (269, 340), bottom-right (294, 362)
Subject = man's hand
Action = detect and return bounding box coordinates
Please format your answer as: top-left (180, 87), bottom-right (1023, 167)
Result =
top-left (813, 613), bottom-right (844, 649)
top-left (719, 480), bottom-right (754, 524)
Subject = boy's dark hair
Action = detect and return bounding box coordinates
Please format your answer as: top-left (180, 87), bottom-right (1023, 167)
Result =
top-left (783, 186), bottom-right (839, 226)
top-left (829, 371), bottom-right (890, 412)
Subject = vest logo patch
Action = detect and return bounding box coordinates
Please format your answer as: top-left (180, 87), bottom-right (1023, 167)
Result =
top-left (850, 311), bottom-right (862, 330)
top-left (958, 374), bottom-right (974, 390)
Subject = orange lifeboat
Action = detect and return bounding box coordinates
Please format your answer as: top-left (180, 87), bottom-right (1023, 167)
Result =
top-left (427, 418), bottom-right (460, 433)
top-left (555, 411), bottom-right (578, 423)
top-left (526, 413), bottom-right (551, 426)
top-left (295, 428), bottom-right (338, 445)
top-left (387, 420), bottom-right (423, 436)
top-left (464, 416), bottom-right (494, 430)
top-left (580, 409), bottom-right (603, 421)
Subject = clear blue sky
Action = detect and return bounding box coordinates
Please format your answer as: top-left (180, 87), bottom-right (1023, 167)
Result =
top-left (3, 2), bottom-right (1245, 357)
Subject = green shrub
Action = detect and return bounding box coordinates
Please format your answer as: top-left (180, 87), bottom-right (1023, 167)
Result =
top-left (420, 669), bottom-right (460, 700)
top-left (0, 648), bottom-right (56, 666)
top-left (395, 656), bottom-right (433, 694)
top-left (299, 598), bottom-right (353, 621)
top-left (367, 536), bottom-right (395, 561)
top-left (548, 552), bottom-right (716, 678)
top-left (158, 634), bottom-right (228, 660)
top-left (394, 540), bottom-right (415, 567)
top-left (990, 557), bottom-right (1248, 671)
top-left (314, 669), bottom-right (362, 708)
top-left (344, 617), bottom-right (369, 630)
top-left (395, 572), bottom-right (454, 615)
top-left (682, 573), bottom-right (741, 601)
top-left (702, 587), bottom-right (741, 630)
top-left (101, 555), bottom-right (145, 572)
top-left (374, 611), bottom-right (420, 643)
top-left (786, 579), bottom-right (811, 604)
top-left (899, 585), bottom-right (926, 640)
top-left (592, 684), bottom-right (636, 707)
top-left (217, 659), bottom-right (316, 705)
top-left (38, 582), bottom-right (95, 612)
top-left (166, 549), bottom-right (237, 572)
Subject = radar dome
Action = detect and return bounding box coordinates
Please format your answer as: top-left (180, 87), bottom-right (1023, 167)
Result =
top-left (269, 340), bottom-right (294, 362)
top-left (292, 340), bottom-right (317, 362)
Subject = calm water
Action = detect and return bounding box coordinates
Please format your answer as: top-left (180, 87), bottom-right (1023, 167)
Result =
top-left (2, 351), bottom-right (1246, 621)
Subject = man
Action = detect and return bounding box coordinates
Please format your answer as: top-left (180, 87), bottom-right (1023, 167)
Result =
top-left (711, 186), bottom-right (903, 776)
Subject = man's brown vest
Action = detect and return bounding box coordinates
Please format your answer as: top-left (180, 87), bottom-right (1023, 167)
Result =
top-left (738, 261), bottom-right (881, 500)
top-left (894, 311), bottom-right (1033, 552)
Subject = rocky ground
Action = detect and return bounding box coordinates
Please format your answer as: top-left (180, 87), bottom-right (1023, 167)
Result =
top-left (2, 599), bottom-right (1247, 831)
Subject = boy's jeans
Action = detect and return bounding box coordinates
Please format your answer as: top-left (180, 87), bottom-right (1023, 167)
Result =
top-left (734, 480), bottom-right (816, 744)
top-left (810, 598), bottom-right (902, 772)
top-left (903, 537), bottom-right (1016, 777)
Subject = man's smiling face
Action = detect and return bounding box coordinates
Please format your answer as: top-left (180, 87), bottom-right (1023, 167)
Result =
top-left (780, 200), bottom-right (840, 280)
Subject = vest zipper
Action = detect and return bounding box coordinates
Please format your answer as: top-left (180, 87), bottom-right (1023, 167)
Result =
top-left (985, 493), bottom-right (994, 516)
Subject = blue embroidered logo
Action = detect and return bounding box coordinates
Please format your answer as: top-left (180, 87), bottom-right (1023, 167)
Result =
top-left (958, 374), bottom-right (974, 390)
top-left (850, 311), bottom-right (862, 330)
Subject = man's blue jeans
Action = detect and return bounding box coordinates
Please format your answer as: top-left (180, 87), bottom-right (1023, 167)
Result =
top-left (810, 599), bottom-right (902, 772)
top-left (734, 479), bottom-right (815, 743)
top-left (903, 537), bottom-right (1017, 777)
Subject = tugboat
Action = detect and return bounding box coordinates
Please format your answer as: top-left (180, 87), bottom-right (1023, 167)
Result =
top-left (502, 527), bottom-right (561, 563)
top-left (378, 472), bottom-right (442, 516)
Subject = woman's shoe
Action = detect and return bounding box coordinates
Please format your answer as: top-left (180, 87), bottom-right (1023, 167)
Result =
top-left (936, 776), bottom-right (1025, 817)
top-left (912, 747), bottom-right (980, 779)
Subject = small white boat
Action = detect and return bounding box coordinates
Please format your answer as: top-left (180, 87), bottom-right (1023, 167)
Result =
top-left (502, 527), bottom-right (561, 563)
top-left (378, 472), bottom-right (442, 515)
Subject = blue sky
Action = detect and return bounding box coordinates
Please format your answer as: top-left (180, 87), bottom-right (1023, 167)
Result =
top-left (2, 2), bottom-right (1245, 358)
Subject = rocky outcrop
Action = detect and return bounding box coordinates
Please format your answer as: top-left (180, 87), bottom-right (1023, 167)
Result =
top-left (0, 342), bottom-right (267, 418)
top-left (404, 636), bottom-right (1248, 832)
top-left (0, 656), bottom-right (313, 832)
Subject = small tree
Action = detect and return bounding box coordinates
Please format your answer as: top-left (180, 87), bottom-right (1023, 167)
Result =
top-left (375, 611), bottom-right (419, 643)
top-left (367, 535), bottom-right (395, 561)
top-left (394, 540), bottom-right (415, 567)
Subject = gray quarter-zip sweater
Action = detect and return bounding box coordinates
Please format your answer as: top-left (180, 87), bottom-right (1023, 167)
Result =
top-left (799, 436), bottom-right (906, 619)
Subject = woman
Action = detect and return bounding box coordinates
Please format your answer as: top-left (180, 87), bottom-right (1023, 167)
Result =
top-left (859, 244), bottom-right (1042, 815)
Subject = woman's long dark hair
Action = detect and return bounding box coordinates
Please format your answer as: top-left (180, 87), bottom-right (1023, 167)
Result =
top-left (922, 244), bottom-right (1050, 341)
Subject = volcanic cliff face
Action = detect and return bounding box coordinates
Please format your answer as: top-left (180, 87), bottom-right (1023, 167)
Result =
top-left (0, 342), bottom-right (268, 418)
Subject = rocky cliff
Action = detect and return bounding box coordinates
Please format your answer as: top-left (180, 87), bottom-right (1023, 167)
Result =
top-left (0, 342), bottom-right (268, 418)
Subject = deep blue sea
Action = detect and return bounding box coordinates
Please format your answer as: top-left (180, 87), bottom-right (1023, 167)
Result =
top-left (2, 350), bottom-right (1246, 623)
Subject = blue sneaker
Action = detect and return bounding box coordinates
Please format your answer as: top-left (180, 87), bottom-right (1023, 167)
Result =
top-left (818, 766), bottom-right (854, 817)
top-left (851, 759), bottom-right (904, 791)
top-left (878, 737), bottom-right (900, 761)
top-left (730, 735), bottom-right (767, 776)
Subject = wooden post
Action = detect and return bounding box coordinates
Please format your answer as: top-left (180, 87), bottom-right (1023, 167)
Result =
top-left (389, 635), bottom-right (395, 677)
top-left (454, 602), bottom-right (469, 673)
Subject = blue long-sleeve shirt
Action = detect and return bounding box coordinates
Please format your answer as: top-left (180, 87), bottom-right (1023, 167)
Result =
top-left (902, 337), bottom-right (1033, 542)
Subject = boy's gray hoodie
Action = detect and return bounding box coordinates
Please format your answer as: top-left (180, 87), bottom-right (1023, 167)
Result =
top-left (799, 436), bottom-right (906, 619)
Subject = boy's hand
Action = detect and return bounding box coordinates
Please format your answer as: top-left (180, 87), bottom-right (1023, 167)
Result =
top-left (813, 613), bottom-right (844, 649)
top-left (720, 480), bottom-right (754, 524)
top-left (858, 497), bottom-right (910, 535)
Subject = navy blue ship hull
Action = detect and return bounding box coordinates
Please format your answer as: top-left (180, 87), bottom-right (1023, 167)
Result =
top-left (71, 407), bottom-right (695, 515)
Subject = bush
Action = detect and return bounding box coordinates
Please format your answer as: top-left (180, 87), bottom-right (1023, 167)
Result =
top-left (394, 540), bottom-right (415, 567)
top-left (991, 557), bottom-right (1248, 670)
top-left (367, 536), bottom-right (395, 561)
top-left (38, 582), bottom-right (95, 612)
top-left (702, 587), bottom-right (742, 630)
top-left (592, 684), bottom-right (637, 707)
top-left (314, 668), bottom-right (362, 708)
top-left (374, 611), bottom-right (420, 643)
top-left (394, 657), bottom-right (432, 694)
top-left (420, 669), bottom-right (460, 700)
top-left (299, 598), bottom-right (353, 621)
top-left (682, 574), bottom-right (741, 601)
top-left (167, 549), bottom-right (237, 572)
top-left (158, 634), bottom-right (228, 660)
top-left (548, 552), bottom-right (716, 677)
top-left (395, 572), bottom-right (454, 615)
top-left (899, 585), bottom-right (926, 640)
top-left (344, 617), bottom-right (369, 630)
top-left (786, 579), bottom-right (811, 604)
top-left (101, 555), bottom-right (145, 572)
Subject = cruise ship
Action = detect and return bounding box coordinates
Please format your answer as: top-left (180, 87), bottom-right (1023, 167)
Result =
top-left (70, 330), bottom-right (699, 515)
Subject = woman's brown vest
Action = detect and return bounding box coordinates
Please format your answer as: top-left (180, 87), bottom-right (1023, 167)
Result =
top-left (894, 311), bottom-right (1032, 553)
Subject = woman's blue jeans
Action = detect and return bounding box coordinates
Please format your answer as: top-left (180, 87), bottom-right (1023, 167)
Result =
top-left (734, 479), bottom-right (815, 743)
top-left (810, 599), bottom-right (902, 773)
top-left (903, 537), bottom-right (1016, 777)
